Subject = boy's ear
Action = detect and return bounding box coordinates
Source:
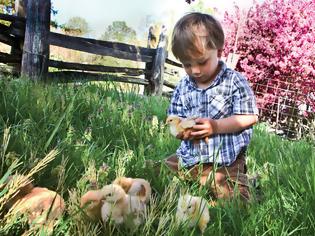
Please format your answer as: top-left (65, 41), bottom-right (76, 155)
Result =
top-left (217, 49), bottom-right (223, 58)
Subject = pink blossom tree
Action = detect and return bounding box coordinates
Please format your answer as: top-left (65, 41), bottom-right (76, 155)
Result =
top-left (223, 0), bottom-right (315, 136)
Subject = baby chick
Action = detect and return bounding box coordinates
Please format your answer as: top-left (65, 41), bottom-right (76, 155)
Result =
top-left (101, 184), bottom-right (146, 226)
top-left (166, 115), bottom-right (195, 137)
top-left (80, 189), bottom-right (104, 221)
top-left (112, 177), bottom-right (151, 203)
top-left (176, 194), bottom-right (210, 233)
top-left (166, 115), bottom-right (209, 143)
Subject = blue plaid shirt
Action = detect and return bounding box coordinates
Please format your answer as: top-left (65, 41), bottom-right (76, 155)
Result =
top-left (168, 61), bottom-right (258, 167)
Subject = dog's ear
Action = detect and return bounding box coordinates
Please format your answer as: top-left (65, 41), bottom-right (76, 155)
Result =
top-left (137, 184), bottom-right (146, 201)
top-left (138, 184), bottom-right (146, 197)
top-left (3, 177), bottom-right (34, 210)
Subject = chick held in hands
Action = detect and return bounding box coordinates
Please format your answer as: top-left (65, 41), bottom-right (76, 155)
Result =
top-left (166, 115), bottom-right (209, 143)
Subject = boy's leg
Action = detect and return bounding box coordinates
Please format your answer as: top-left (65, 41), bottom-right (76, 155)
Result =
top-left (164, 154), bottom-right (180, 172)
top-left (198, 152), bottom-right (250, 202)
top-left (212, 153), bottom-right (250, 201)
top-left (146, 154), bottom-right (179, 175)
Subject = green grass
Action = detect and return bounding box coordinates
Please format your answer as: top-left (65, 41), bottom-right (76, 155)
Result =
top-left (0, 77), bottom-right (314, 235)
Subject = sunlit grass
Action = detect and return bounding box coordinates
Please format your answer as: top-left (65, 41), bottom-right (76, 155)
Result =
top-left (0, 77), bottom-right (314, 235)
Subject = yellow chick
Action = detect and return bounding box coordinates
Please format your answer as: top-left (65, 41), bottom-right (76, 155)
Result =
top-left (112, 177), bottom-right (151, 203)
top-left (166, 115), bottom-right (195, 137)
top-left (100, 184), bottom-right (146, 226)
top-left (176, 194), bottom-right (210, 233)
top-left (166, 115), bottom-right (209, 143)
top-left (80, 189), bottom-right (104, 221)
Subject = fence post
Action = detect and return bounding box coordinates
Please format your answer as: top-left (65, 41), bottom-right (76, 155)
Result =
top-left (10, 0), bottom-right (28, 76)
top-left (21, 0), bottom-right (50, 80)
top-left (144, 25), bottom-right (168, 96)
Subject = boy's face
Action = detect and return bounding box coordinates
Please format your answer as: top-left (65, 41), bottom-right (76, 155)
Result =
top-left (178, 24), bottom-right (221, 87)
top-left (180, 48), bottom-right (221, 87)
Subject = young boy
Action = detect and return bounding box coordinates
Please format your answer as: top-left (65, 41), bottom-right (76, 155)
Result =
top-left (166, 13), bottom-right (258, 202)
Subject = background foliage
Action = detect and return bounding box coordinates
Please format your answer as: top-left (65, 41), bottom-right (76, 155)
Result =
top-left (223, 0), bottom-right (315, 137)
top-left (100, 21), bottom-right (137, 43)
top-left (64, 16), bottom-right (90, 36)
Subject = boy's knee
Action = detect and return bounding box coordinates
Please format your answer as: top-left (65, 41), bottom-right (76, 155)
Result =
top-left (164, 154), bottom-right (179, 172)
top-left (214, 172), bottom-right (226, 185)
top-left (238, 185), bottom-right (250, 201)
top-left (165, 154), bottom-right (178, 163)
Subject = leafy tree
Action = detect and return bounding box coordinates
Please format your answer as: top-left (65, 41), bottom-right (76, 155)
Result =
top-left (188, 0), bottom-right (214, 14)
top-left (100, 21), bottom-right (137, 43)
top-left (64, 16), bottom-right (90, 36)
top-left (0, 0), bottom-right (14, 15)
top-left (223, 0), bottom-right (315, 136)
top-left (1, 0), bottom-right (59, 27)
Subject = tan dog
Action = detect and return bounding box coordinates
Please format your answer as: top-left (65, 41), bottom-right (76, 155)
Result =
top-left (4, 175), bottom-right (65, 234)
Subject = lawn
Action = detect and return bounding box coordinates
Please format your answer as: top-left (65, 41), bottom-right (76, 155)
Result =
top-left (0, 78), bottom-right (314, 235)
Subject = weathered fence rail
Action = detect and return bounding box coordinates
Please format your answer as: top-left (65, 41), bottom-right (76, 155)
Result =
top-left (0, 0), bottom-right (178, 95)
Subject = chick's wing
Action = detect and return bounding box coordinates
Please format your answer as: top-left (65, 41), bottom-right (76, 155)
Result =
top-left (180, 118), bottom-right (196, 129)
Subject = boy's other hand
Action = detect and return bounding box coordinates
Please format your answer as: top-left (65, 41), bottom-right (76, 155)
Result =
top-left (190, 118), bottom-right (218, 140)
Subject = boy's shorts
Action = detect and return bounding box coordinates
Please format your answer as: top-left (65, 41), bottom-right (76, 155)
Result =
top-left (164, 149), bottom-right (250, 201)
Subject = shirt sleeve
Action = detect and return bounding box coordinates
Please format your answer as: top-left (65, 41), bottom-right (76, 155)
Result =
top-left (167, 84), bottom-right (185, 117)
top-left (232, 74), bottom-right (259, 115)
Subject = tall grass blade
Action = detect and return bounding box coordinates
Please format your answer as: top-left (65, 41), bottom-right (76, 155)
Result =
top-left (43, 94), bottom-right (76, 151)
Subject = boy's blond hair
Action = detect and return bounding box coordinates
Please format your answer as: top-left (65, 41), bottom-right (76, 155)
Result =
top-left (171, 13), bottom-right (224, 61)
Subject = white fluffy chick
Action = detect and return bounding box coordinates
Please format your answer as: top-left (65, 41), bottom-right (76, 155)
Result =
top-left (101, 184), bottom-right (146, 226)
top-left (176, 194), bottom-right (210, 233)
top-left (112, 177), bottom-right (151, 203)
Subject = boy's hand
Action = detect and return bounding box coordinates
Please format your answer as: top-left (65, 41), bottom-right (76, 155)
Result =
top-left (190, 118), bottom-right (218, 140)
top-left (176, 130), bottom-right (193, 140)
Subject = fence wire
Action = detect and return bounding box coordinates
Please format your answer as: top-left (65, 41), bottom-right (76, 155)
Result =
top-left (251, 76), bottom-right (314, 140)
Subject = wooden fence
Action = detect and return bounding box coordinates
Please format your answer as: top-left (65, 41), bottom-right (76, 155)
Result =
top-left (0, 0), bottom-right (182, 96)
